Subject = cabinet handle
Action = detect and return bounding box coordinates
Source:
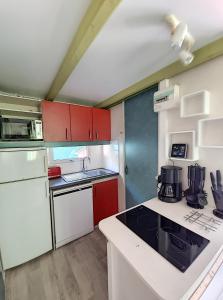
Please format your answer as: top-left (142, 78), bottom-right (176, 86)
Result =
top-left (65, 128), bottom-right (68, 140)
top-left (125, 165), bottom-right (128, 175)
top-left (89, 130), bottom-right (92, 140)
top-left (96, 131), bottom-right (98, 140)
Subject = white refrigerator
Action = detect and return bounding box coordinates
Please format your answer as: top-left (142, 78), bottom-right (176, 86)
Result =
top-left (0, 148), bottom-right (52, 270)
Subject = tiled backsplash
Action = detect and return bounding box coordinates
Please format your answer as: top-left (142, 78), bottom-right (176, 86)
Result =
top-left (47, 144), bottom-right (119, 175)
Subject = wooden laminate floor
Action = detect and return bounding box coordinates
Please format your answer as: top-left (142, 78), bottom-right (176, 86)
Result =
top-left (5, 229), bottom-right (108, 300)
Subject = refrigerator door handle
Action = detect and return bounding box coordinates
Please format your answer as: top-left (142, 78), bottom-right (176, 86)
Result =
top-left (43, 155), bottom-right (47, 174)
top-left (45, 181), bottom-right (49, 199)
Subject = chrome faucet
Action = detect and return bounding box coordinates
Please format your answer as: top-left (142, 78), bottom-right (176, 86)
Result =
top-left (82, 156), bottom-right (90, 173)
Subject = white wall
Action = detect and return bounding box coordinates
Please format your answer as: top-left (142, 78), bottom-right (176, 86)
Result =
top-left (103, 103), bottom-right (126, 211)
top-left (159, 55), bottom-right (223, 208)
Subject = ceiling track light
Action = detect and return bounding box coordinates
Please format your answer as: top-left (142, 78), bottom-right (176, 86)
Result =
top-left (171, 22), bottom-right (188, 50)
top-left (179, 50), bottom-right (194, 65)
top-left (165, 14), bottom-right (195, 65)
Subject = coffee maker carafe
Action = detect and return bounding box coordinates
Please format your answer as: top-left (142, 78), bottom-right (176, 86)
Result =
top-left (158, 165), bottom-right (182, 203)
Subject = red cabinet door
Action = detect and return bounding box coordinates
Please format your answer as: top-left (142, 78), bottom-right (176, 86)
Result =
top-left (92, 108), bottom-right (111, 141)
top-left (41, 100), bottom-right (71, 142)
top-left (70, 105), bottom-right (92, 141)
top-left (93, 178), bottom-right (118, 226)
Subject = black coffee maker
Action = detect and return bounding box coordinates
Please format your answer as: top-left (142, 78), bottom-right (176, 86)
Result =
top-left (158, 165), bottom-right (183, 203)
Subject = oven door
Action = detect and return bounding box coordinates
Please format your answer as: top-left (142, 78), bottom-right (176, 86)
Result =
top-left (0, 117), bottom-right (31, 140)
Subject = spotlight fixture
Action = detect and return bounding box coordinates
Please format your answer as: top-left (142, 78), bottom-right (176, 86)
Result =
top-left (171, 22), bottom-right (188, 50)
top-left (179, 50), bottom-right (194, 65)
top-left (165, 14), bottom-right (195, 65)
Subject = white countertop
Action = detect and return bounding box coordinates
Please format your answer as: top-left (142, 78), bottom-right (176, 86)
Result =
top-left (99, 198), bottom-right (223, 300)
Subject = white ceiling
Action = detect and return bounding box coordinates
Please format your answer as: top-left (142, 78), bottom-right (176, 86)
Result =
top-left (0, 0), bottom-right (91, 97)
top-left (0, 0), bottom-right (222, 104)
top-left (58, 0), bottom-right (223, 104)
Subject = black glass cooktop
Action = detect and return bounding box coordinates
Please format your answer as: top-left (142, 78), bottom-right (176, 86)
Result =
top-left (116, 205), bottom-right (209, 272)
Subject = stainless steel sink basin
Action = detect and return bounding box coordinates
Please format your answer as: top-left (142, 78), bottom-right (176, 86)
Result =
top-left (62, 172), bottom-right (89, 183)
top-left (62, 169), bottom-right (114, 183)
top-left (84, 169), bottom-right (110, 177)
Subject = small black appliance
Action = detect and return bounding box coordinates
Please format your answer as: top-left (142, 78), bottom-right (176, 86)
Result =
top-left (158, 165), bottom-right (182, 203)
top-left (0, 117), bottom-right (43, 140)
top-left (185, 164), bottom-right (207, 209)
top-left (171, 143), bottom-right (187, 159)
top-left (210, 170), bottom-right (223, 219)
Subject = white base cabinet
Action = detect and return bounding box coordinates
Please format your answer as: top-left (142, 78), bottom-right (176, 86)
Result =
top-left (107, 242), bottom-right (161, 300)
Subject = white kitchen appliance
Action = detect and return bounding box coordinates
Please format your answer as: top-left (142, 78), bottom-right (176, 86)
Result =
top-left (0, 117), bottom-right (43, 140)
top-left (153, 85), bottom-right (180, 112)
top-left (0, 148), bottom-right (52, 270)
top-left (30, 120), bottom-right (43, 140)
top-left (52, 184), bottom-right (93, 249)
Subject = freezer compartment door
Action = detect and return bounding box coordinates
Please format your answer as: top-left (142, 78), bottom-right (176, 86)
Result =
top-left (0, 149), bottom-right (47, 183)
top-left (0, 178), bottom-right (52, 270)
top-left (53, 186), bottom-right (93, 248)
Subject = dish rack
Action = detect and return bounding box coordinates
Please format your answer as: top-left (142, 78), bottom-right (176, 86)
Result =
top-left (184, 210), bottom-right (222, 232)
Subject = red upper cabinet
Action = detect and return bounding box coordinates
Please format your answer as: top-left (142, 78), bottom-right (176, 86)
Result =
top-left (70, 105), bottom-right (93, 141)
top-left (41, 100), bottom-right (71, 142)
top-left (93, 178), bottom-right (118, 226)
top-left (92, 108), bottom-right (111, 141)
top-left (41, 101), bottom-right (111, 142)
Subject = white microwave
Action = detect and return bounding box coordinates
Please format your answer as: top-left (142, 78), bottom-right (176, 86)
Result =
top-left (0, 117), bottom-right (43, 140)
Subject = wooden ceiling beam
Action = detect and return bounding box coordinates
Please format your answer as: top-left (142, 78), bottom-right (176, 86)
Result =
top-left (46, 0), bottom-right (122, 100)
top-left (96, 37), bottom-right (223, 108)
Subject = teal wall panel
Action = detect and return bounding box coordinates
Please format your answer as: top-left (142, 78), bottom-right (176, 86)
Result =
top-left (125, 85), bottom-right (158, 208)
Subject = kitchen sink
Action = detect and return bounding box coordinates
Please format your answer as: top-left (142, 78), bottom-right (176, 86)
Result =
top-left (84, 169), bottom-right (111, 177)
top-left (62, 172), bottom-right (89, 183)
top-left (62, 169), bottom-right (114, 183)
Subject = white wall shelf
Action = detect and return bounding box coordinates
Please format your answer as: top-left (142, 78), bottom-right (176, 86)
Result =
top-left (0, 91), bottom-right (42, 119)
top-left (180, 90), bottom-right (210, 118)
top-left (167, 130), bottom-right (199, 161)
top-left (198, 117), bottom-right (223, 148)
top-left (168, 157), bottom-right (198, 162)
top-left (0, 91), bottom-right (42, 107)
top-left (0, 107), bottom-right (42, 118)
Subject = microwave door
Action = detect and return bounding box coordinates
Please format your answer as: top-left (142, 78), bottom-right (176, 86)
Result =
top-left (1, 118), bottom-right (30, 140)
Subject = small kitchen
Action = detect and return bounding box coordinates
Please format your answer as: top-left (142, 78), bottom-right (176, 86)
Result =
top-left (1, 1), bottom-right (223, 300)
top-left (0, 100), bottom-right (122, 261)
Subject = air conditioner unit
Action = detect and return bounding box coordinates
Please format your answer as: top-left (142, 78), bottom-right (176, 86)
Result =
top-left (153, 85), bottom-right (180, 112)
